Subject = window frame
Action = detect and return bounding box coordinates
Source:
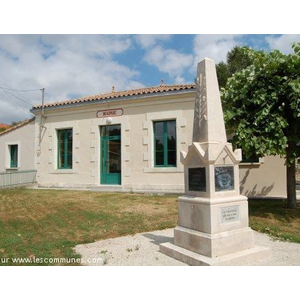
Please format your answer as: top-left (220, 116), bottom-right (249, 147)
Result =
top-left (9, 144), bottom-right (18, 168)
top-left (57, 128), bottom-right (73, 170)
top-left (153, 120), bottom-right (177, 168)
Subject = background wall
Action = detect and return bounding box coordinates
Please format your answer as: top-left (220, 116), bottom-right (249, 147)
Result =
top-left (240, 155), bottom-right (287, 198)
top-left (0, 121), bottom-right (35, 172)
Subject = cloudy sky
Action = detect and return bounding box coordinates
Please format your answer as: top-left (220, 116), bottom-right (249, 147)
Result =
top-left (0, 34), bottom-right (299, 124)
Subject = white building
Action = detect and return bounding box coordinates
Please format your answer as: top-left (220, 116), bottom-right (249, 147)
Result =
top-left (23, 84), bottom-right (286, 197)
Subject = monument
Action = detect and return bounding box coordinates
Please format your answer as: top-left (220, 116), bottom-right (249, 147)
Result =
top-left (160, 58), bottom-right (270, 266)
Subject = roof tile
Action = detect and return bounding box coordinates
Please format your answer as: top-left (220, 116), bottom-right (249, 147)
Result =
top-left (33, 84), bottom-right (195, 110)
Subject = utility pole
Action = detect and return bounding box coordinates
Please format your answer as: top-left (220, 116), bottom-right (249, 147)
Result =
top-left (41, 87), bottom-right (45, 123)
top-left (39, 88), bottom-right (45, 146)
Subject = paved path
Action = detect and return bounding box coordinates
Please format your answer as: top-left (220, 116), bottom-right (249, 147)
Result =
top-left (74, 228), bottom-right (300, 266)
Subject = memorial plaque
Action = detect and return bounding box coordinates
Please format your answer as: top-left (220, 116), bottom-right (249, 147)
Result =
top-left (215, 166), bottom-right (234, 191)
top-left (221, 205), bottom-right (240, 223)
top-left (188, 167), bottom-right (206, 192)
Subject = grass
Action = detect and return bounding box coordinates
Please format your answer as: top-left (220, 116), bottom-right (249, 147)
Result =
top-left (0, 188), bottom-right (299, 265)
top-left (0, 188), bottom-right (178, 266)
top-left (249, 199), bottom-right (300, 243)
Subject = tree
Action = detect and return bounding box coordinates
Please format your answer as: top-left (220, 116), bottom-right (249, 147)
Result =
top-left (216, 46), bottom-right (256, 88)
top-left (10, 120), bottom-right (24, 126)
top-left (222, 43), bottom-right (300, 209)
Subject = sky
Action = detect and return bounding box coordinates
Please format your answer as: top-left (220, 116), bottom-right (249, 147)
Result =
top-left (0, 34), bottom-right (299, 124)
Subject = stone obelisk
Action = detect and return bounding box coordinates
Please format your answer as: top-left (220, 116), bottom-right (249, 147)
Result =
top-left (160, 58), bottom-right (270, 265)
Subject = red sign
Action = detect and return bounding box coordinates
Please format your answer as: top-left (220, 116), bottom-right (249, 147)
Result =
top-left (96, 108), bottom-right (123, 118)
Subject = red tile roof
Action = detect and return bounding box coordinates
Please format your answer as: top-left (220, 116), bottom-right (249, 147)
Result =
top-left (0, 123), bottom-right (10, 130)
top-left (32, 84), bottom-right (196, 110)
top-left (0, 118), bottom-right (34, 137)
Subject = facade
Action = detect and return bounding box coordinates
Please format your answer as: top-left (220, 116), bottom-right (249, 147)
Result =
top-left (29, 84), bottom-right (287, 198)
top-left (0, 119), bottom-right (35, 172)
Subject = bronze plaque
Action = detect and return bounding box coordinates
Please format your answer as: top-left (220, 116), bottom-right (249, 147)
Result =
top-left (215, 166), bottom-right (234, 191)
top-left (188, 167), bottom-right (206, 192)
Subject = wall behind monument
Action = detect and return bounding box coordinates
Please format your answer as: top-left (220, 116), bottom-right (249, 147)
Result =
top-left (239, 155), bottom-right (287, 198)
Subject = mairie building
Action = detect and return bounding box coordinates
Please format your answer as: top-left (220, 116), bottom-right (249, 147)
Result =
top-left (0, 84), bottom-right (287, 197)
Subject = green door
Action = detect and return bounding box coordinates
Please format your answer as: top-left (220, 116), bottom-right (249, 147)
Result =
top-left (101, 125), bottom-right (121, 185)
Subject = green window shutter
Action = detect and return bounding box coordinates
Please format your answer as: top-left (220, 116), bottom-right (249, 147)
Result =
top-left (10, 145), bottom-right (18, 168)
top-left (57, 129), bottom-right (73, 169)
top-left (154, 120), bottom-right (176, 167)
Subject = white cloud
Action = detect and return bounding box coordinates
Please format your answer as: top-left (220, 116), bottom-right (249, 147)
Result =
top-left (134, 35), bottom-right (171, 49)
top-left (193, 34), bottom-right (241, 65)
top-left (0, 35), bottom-right (143, 124)
top-left (143, 45), bottom-right (193, 78)
top-left (174, 75), bottom-right (186, 84)
top-left (266, 34), bottom-right (300, 54)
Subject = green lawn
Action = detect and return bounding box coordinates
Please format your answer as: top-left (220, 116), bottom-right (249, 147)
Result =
top-left (0, 188), bottom-right (178, 265)
top-left (249, 199), bottom-right (300, 243)
top-left (0, 188), bottom-right (299, 265)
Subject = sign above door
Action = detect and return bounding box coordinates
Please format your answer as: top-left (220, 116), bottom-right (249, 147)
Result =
top-left (97, 108), bottom-right (123, 118)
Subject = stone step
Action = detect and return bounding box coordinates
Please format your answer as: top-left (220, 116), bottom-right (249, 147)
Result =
top-left (90, 185), bottom-right (124, 193)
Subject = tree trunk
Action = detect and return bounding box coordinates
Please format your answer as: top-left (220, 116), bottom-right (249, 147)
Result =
top-left (286, 157), bottom-right (297, 209)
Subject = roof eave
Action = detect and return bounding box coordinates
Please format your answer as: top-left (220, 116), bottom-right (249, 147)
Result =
top-left (31, 89), bottom-right (195, 114)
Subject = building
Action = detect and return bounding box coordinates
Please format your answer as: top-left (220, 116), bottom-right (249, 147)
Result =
top-left (0, 119), bottom-right (35, 172)
top-left (0, 119), bottom-right (37, 188)
top-left (25, 84), bottom-right (286, 198)
top-left (0, 123), bottom-right (10, 132)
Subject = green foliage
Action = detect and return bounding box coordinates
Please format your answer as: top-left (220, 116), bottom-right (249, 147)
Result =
top-left (216, 61), bottom-right (230, 89)
top-left (216, 46), bottom-right (255, 88)
top-left (222, 43), bottom-right (300, 165)
top-left (10, 120), bottom-right (24, 126)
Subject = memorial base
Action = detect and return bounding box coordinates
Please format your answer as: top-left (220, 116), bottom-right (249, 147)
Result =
top-left (160, 242), bottom-right (270, 266)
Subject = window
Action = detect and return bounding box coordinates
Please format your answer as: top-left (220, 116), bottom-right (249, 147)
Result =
top-left (241, 154), bottom-right (260, 163)
top-left (154, 120), bottom-right (176, 167)
top-left (9, 145), bottom-right (18, 168)
top-left (57, 129), bottom-right (73, 169)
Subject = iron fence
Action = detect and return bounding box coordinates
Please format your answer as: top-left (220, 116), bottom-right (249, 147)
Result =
top-left (0, 170), bottom-right (37, 188)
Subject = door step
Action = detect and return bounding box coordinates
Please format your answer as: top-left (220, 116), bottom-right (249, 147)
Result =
top-left (90, 185), bottom-right (124, 192)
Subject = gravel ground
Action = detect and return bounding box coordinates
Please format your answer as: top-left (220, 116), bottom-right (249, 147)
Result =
top-left (74, 228), bottom-right (300, 266)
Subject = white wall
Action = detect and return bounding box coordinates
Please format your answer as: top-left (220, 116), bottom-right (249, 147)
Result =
top-left (0, 121), bottom-right (35, 172)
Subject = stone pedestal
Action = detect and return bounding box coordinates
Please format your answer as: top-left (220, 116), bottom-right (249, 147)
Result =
top-left (160, 195), bottom-right (270, 265)
top-left (159, 57), bottom-right (270, 265)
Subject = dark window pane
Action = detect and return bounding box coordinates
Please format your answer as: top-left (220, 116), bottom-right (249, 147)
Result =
top-left (108, 139), bottom-right (121, 173)
top-left (154, 120), bottom-right (177, 167)
top-left (67, 130), bottom-right (73, 167)
top-left (58, 131), bottom-right (65, 168)
top-left (167, 121), bottom-right (176, 138)
top-left (108, 125), bottom-right (121, 136)
top-left (58, 129), bottom-right (72, 169)
top-left (168, 136), bottom-right (176, 151)
top-left (67, 154), bottom-right (72, 168)
top-left (168, 150), bottom-right (176, 166)
top-left (167, 121), bottom-right (176, 151)
top-left (101, 125), bottom-right (121, 137)
top-left (155, 135), bottom-right (164, 151)
top-left (241, 154), bottom-right (259, 163)
top-left (154, 122), bottom-right (163, 136)
top-left (10, 145), bottom-right (18, 168)
top-left (155, 151), bottom-right (164, 166)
